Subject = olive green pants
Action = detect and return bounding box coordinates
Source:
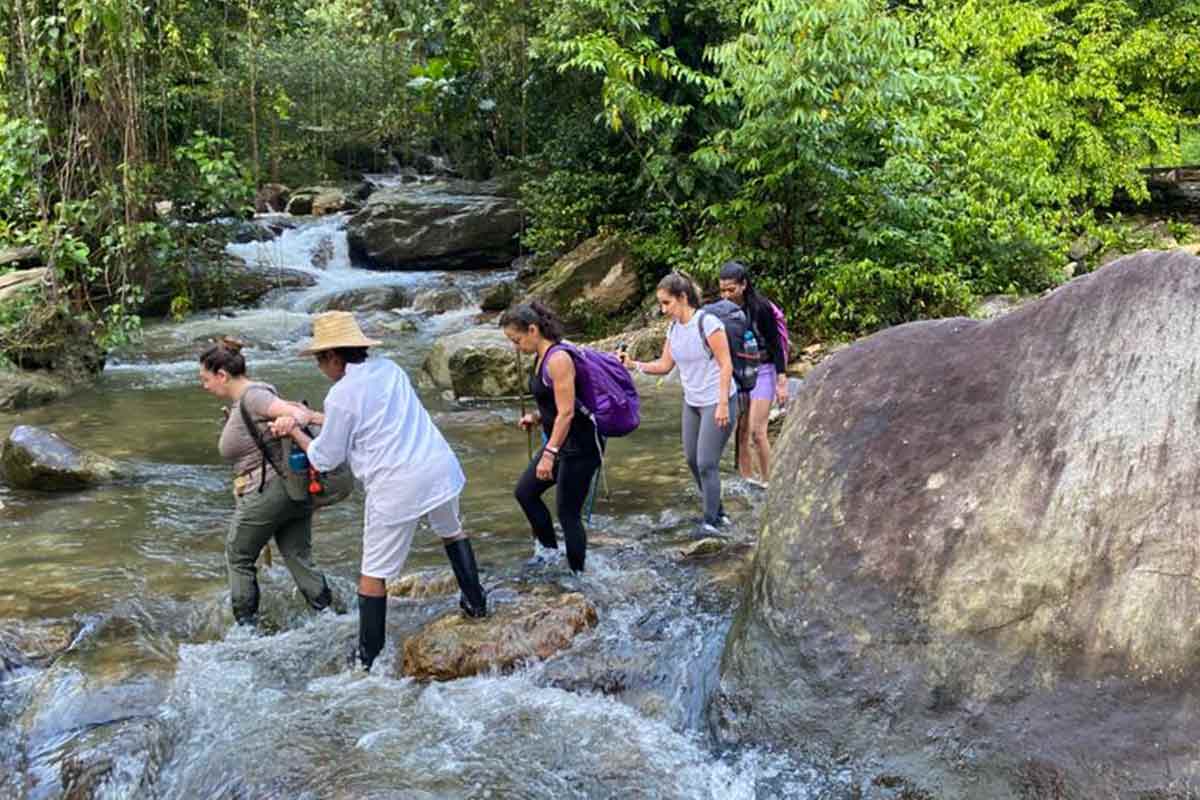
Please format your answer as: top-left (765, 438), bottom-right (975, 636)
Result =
top-left (227, 476), bottom-right (330, 624)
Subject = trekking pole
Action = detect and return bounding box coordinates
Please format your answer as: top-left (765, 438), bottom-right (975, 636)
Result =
top-left (516, 348), bottom-right (532, 461)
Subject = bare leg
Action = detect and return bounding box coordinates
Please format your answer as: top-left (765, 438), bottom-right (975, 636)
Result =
top-left (749, 396), bottom-right (773, 480)
top-left (735, 407), bottom-right (753, 479)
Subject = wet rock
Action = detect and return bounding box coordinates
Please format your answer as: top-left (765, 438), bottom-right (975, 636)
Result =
top-left (310, 286), bottom-right (409, 313)
top-left (346, 180), bottom-right (521, 270)
top-left (717, 249), bottom-right (1200, 798)
top-left (679, 538), bottom-right (726, 559)
top-left (141, 254), bottom-right (316, 317)
top-left (431, 409), bottom-right (509, 430)
top-left (388, 570), bottom-right (459, 599)
top-left (0, 366), bottom-right (71, 411)
top-left (587, 320), bottom-right (668, 363)
top-left (527, 235), bottom-right (639, 331)
top-left (423, 326), bottom-right (522, 398)
top-left (57, 717), bottom-right (164, 800)
top-left (400, 590), bottom-right (598, 681)
top-left (2, 425), bottom-right (124, 491)
top-left (230, 221), bottom-right (279, 244)
top-left (255, 183), bottom-right (291, 213)
top-left (0, 619), bottom-right (80, 668)
top-left (310, 235), bottom-right (335, 269)
top-left (478, 281), bottom-right (515, 312)
top-left (412, 286), bottom-right (470, 315)
top-left (286, 186), bottom-right (353, 216)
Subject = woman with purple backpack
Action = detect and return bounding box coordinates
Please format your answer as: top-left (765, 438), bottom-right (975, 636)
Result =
top-left (501, 301), bottom-right (604, 575)
top-left (718, 261), bottom-right (790, 488)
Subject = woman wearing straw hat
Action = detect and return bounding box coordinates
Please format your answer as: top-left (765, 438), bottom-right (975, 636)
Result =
top-left (271, 311), bottom-right (488, 671)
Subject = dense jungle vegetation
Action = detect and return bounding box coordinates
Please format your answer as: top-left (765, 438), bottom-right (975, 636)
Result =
top-left (1, 0), bottom-right (1198, 348)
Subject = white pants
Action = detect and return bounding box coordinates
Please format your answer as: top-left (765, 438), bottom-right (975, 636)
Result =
top-left (361, 494), bottom-right (461, 579)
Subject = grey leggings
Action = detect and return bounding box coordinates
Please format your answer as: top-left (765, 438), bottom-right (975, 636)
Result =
top-left (681, 393), bottom-right (738, 525)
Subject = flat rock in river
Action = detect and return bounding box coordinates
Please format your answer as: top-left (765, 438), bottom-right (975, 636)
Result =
top-left (400, 589), bottom-right (598, 681)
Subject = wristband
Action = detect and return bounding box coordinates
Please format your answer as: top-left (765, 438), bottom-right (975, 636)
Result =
top-left (544, 445), bottom-right (560, 457)
top-left (635, 362), bottom-right (646, 375)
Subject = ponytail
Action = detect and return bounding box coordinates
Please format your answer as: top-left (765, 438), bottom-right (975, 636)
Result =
top-left (656, 271), bottom-right (701, 309)
top-left (199, 336), bottom-right (247, 377)
top-left (499, 299), bottom-right (566, 342)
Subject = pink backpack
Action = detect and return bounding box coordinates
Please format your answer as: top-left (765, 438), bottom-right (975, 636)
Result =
top-left (767, 300), bottom-right (789, 363)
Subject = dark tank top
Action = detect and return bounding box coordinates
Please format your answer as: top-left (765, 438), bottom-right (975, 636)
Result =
top-left (532, 347), bottom-right (599, 458)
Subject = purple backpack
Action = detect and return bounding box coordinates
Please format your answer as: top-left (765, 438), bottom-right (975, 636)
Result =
top-left (541, 342), bottom-right (640, 437)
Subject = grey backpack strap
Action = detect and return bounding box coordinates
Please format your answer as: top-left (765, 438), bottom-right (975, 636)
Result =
top-left (696, 310), bottom-right (714, 360)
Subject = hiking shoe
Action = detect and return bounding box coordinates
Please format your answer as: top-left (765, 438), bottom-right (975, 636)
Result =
top-left (745, 478), bottom-right (768, 491)
top-left (524, 544), bottom-right (563, 569)
top-left (690, 521), bottom-right (722, 540)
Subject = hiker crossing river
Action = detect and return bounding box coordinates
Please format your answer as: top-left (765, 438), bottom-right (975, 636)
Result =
top-left (0, 209), bottom-right (817, 798)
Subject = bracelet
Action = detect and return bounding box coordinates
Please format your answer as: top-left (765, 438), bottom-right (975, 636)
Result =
top-left (635, 362), bottom-right (646, 375)
top-left (544, 445), bottom-right (560, 457)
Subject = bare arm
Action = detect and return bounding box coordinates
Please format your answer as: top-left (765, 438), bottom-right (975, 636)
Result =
top-left (544, 351), bottom-right (576, 452)
top-left (626, 337), bottom-right (675, 376)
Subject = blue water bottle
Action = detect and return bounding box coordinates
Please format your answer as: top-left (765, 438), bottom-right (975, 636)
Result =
top-left (742, 328), bottom-right (759, 362)
top-left (288, 446), bottom-right (310, 473)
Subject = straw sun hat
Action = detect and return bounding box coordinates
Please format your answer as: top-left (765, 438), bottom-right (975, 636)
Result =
top-left (299, 311), bottom-right (382, 355)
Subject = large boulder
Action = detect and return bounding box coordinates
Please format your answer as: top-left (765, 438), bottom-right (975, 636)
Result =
top-left (715, 250), bottom-right (1200, 798)
top-left (346, 180), bottom-right (521, 270)
top-left (254, 183), bottom-right (291, 213)
top-left (0, 368), bottom-right (72, 412)
top-left (527, 235), bottom-right (640, 330)
top-left (2, 425), bottom-right (124, 491)
top-left (479, 281), bottom-right (515, 312)
top-left (587, 320), bottom-right (667, 363)
top-left (309, 286), bottom-right (409, 313)
top-left (286, 185), bottom-right (353, 216)
top-left (411, 286), bottom-right (470, 315)
top-left (400, 590), bottom-right (598, 681)
top-left (141, 254), bottom-right (315, 317)
top-left (423, 326), bottom-right (522, 398)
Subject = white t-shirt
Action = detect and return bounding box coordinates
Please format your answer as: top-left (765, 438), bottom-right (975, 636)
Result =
top-left (308, 357), bottom-right (465, 522)
top-left (667, 311), bottom-right (736, 407)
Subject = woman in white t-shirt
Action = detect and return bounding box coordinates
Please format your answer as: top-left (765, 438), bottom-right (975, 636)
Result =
top-left (621, 272), bottom-right (738, 537)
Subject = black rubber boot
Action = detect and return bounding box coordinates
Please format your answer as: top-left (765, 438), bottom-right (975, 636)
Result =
top-left (443, 538), bottom-right (488, 618)
top-left (308, 580), bottom-right (333, 612)
top-left (356, 593), bottom-right (387, 670)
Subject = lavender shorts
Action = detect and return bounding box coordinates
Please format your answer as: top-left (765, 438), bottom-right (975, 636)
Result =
top-left (750, 363), bottom-right (777, 402)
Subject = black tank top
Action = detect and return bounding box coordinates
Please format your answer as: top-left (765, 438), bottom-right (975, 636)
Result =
top-left (532, 347), bottom-right (599, 457)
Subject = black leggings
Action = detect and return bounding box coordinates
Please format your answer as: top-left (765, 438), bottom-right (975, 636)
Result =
top-left (514, 447), bottom-right (601, 573)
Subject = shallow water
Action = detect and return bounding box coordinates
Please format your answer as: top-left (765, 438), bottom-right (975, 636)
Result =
top-left (0, 203), bottom-right (829, 798)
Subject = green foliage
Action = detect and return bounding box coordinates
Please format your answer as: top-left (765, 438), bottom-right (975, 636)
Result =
top-left (805, 259), bottom-right (974, 336)
top-left (521, 170), bottom-right (628, 255)
top-left (172, 131), bottom-right (254, 220)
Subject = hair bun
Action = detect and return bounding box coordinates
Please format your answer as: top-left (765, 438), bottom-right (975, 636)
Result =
top-left (218, 336), bottom-right (245, 354)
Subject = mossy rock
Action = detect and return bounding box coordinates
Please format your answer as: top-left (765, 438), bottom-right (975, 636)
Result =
top-left (2, 425), bottom-right (124, 491)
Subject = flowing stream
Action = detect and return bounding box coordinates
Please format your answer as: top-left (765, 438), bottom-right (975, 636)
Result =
top-left (0, 203), bottom-right (839, 798)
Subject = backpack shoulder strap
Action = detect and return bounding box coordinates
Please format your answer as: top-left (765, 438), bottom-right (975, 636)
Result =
top-left (238, 384), bottom-right (285, 483)
top-left (696, 310), bottom-right (714, 360)
top-left (538, 342), bottom-right (572, 384)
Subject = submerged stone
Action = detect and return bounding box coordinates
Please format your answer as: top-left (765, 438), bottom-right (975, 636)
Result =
top-left (716, 249), bottom-right (1200, 798)
top-left (400, 590), bottom-right (598, 681)
top-left (2, 425), bottom-right (124, 491)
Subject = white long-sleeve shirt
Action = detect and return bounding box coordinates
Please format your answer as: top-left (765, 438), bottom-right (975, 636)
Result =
top-left (308, 357), bottom-right (465, 521)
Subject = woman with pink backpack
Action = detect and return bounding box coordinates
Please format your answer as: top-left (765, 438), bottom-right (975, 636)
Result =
top-left (718, 261), bottom-right (790, 488)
